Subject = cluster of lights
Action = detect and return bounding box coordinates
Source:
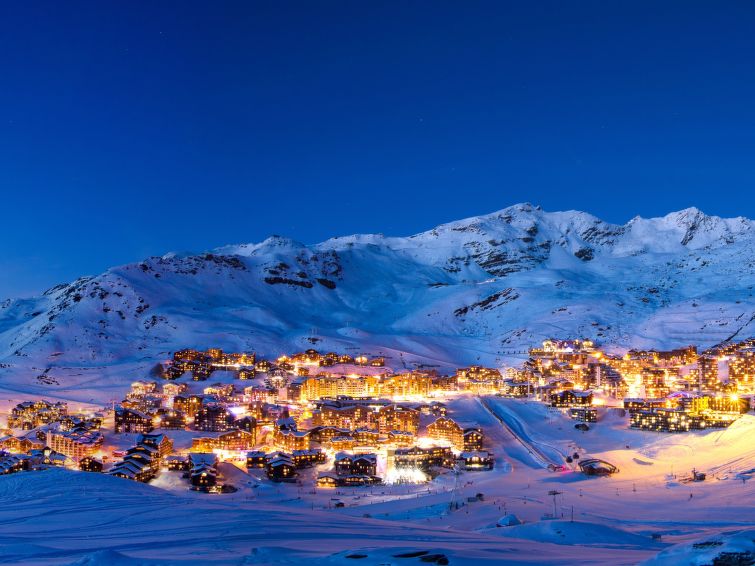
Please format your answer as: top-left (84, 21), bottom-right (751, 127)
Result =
top-left (384, 465), bottom-right (428, 485)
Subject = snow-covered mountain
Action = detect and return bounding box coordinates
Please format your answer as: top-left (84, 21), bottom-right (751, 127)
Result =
top-left (2, 203), bottom-right (755, 398)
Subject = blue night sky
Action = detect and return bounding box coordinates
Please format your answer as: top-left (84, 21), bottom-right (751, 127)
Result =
top-left (2, 1), bottom-right (755, 297)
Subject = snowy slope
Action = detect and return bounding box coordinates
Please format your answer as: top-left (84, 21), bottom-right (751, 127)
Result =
top-left (2, 203), bottom-right (755, 398)
top-left (0, 468), bottom-right (662, 565)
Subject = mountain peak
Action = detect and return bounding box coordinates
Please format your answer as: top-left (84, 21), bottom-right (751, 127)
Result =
top-left (3, 203), bottom-right (755, 393)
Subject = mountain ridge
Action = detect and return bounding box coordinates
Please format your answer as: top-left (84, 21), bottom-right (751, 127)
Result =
top-left (1, 203), bottom-right (754, 399)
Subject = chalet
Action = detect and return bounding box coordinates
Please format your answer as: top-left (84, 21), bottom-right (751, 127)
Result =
top-left (291, 448), bottom-right (326, 468)
top-left (340, 474), bottom-right (381, 486)
top-left (309, 426), bottom-right (350, 444)
top-left (234, 416), bottom-right (257, 433)
top-left (266, 454), bottom-right (297, 482)
top-left (578, 458), bottom-right (618, 476)
top-left (550, 389), bottom-right (593, 408)
top-left (0, 435), bottom-right (44, 454)
top-left (28, 447), bottom-right (68, 468)
top-left (114, 406), bottom-right (154, 434)
top-left (246, 450), bottom-right (267, 469)
top-left (276, 416), bottom-right (297, 431)
top-left (108, 457), bottom-right (154, 483)
top-left (191, 363), bottom-right (213, 381)
top-left (163, 364), bottom-right (185, 380)
top-left (58, 415), bottom-right (102, 432)
top-left (189, 453), bottom-right (218, 489)
top-left (166, 455), bottom-right (189, 471)
top-left (255, 359), bottom-right (273, 372)
top-left (569, 407), bottom-right (598, 422)
top-left (275, 429), bottom-right (310, 452)
top-left (191, 429), bottom-right (255, 452)
top-left (126, 444), bottom-right (161, 475)
top-left (424, 402), bottom-right (448, 416)
top-left (136, 433), bottom-right (174, 459)
top-left (173, 394), bottom-right (205, 418)
top-left (432, 375), bottom-right (458, 392)
top-left (375, 405), bottom-right (419, 434)
top-left (0, 452), bottom-right (28, 475)
top-left (207, 348), bottom-right (223, 361)
top-left (154, 409), bottom-right (187, 429)
top-left (8, 400), bottom-right (68, 430)
top-left (463, 428), bottom-right (484, 451)
top-left (426, 417), bottom-right (464, 450)
top-left (129, 380), bottom-right (157, 397)
top-left (238, 368), bottom-right (256, 380)
top-left (501, 380), bottom-right (530, 397)
top-left (623, 398), bottom-right (669, 413)
top-left (316, 472), bottom-right (339, 488)
top-left (203, 383), bottom-right (235, 400)
top-left (329, 436), bottom-right (356, 452)
top-left (353, 428), bottom-right (380, 446)
top-left (393, 446), bottom-right (454, 470)
top-left (334, 453), bottom-right (377, 477)
top-left (122, 393), bottom-right (163, 414)
top-left (193, 403), bottom-right (233, 432)
top-left (79, 456), bottom-right (103, 472)
top-left (459, 451), bottom-right (494, 471)
top-left (162, 381), bottom-right (188, 399)
top-left (386, 430), bottom-right (415, 447)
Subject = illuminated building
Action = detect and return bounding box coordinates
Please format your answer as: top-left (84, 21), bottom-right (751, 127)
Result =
top-left (46, 428), bottom-right (104, 461)
top-left (291, 448), bottom-right (327, 468)
top-left (379, 372), bottom-right (431, 398)
top-left (246, 450), bottom-right (267, 468)
top-left (426, 417), bottom-right (464, 450)
top-left (266, 454), bottom-right (297, 482)
top-left (190, 453), bottom-right (218, 488)
top-left (78, 456), bottom-right (103, 472)
top-left (193, 404), bottom-right (234, 432)
top-left (114, 406), bottom-right (154, 434)
top-left (0, 435), bottom-right (44, 454)
top-left (191, 429), bottom-right (255, 452)
top-left (352, 428), bottom-right (380, 447)
top-left (569, 407), bottom-right (597, 422)
top-left (129, 380), bottom-right (157, 397)
top-left (630, 408), bottom-right (705, 432)
top-left (8, 400), bottom-right (68, 430)
top-left (274, 429), bottom-right (310, 451)
top-left (550, 389), bottom-right (593, 408)
top-left (154, 408), bottom-right (187, 429)
top-left (728, 349), bottom-right (755, 390)
top-left (392, 446), bottom-right (454, 470)
top-left (462, 428), bottom-right (484, 451)
top-left (459, 451), bottom-right (494, 470)
top-left (374, 405), bottom-right (419, 434)
top-left (136, 433), bottom-right (174, 459)
top-left (173, 394), bottom-right (205, 419)
top-left (697, 356), bottom-right (720, 392)
top-left (202, 383), bottom-right (235, 400)
top-left (329, 436), bottom-right (356, 452)
top-left (334, 453), bottom-right (377, 476)
top-left (162, 382), bottom-right (187, 402)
